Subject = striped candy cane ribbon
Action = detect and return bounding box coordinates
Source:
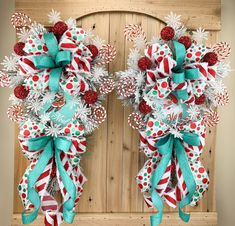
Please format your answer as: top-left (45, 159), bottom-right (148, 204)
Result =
top-left (21, 135), bottom-right (76, 225)
top-left (150, 131), bottom-right (200, 226)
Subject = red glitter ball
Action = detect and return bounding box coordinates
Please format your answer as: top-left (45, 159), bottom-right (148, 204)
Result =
top-left (160, 26), bottom-right (175, 41)
top-left (87, 44), bottom-right (99, 59)
top-left (139, 100), bottom-right (152, 114)
top-left (14, 42), bottom-right (25, 56)
top-left (195, 94), bottom-right (206, 105)
top-left (51, 21), bottom-right (68, 40)
top-left (178, 36), bottom-right (192, 49)
top-left (14, 85), bottom-right (29, 99)
top-left (83, 90), bottom-right (98, 104)
top-left (202, 52), bottom-right (218, 66)
top-left (138, 57), bottom-right (152, 71)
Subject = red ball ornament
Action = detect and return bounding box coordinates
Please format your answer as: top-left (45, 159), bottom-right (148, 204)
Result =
top-left (178, 36), bottom-right (192, 49)
top-left (87, 44), bottom-right (99, 59)
top-left (160, 26), bottom-right (175, 41)
top-left (195, 94), bottom-right (206, 105)
top-left (14, 42), bottom-right (25, 56)
top-left (84, 90), bottom-right (98, 104)
top-left (139, 100), bottom-right (152, 114)
top-left (52, 21), bottom-right (68, 40)
top-left (202, 52), bottom-right (218, 66)
top-left (14, 85), bottom-right (29, 99)
top-left (138, 57), bottom-right (152, 71)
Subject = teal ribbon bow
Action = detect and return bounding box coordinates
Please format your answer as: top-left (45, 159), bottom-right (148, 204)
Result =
top-left (33, 33), bottom-right (71, 93)
top-left (150, 131), bottom-right (200, 226)
top-left (171, 41), bottom-right (200, 101)
top-left (22, 136), bottom-right (77, 225)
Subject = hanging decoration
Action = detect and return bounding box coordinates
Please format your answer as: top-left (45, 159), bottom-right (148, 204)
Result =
top-left (116, 12), bottom-right (231, 226)
top-left (1, 9), bottom-right (116, 226)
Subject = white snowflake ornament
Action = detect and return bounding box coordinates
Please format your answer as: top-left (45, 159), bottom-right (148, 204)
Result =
top-left (192, 27), bottom-right (209, 43)
top-left (48, 9), bottom-right (61, 24)
top-left (165, 12), bottom-right (182, 29)
top-left (65, 17), bottom-right (77, 29)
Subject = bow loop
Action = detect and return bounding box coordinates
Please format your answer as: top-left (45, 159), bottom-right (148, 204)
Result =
top-left (156, 134), bottom-right (173, 155)
top-left (32, 32), bottom-right (71, 92)
top-left (54, 137), bottom-right (72, 154)
top-left (28, 136), bottom-right (52, 151)
top-left (55, 51), bottom-right (71, 67)
top-left (182, 132), bottom-right (201, 147)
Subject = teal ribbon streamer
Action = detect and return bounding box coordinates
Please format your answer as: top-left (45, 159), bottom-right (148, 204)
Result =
top-left (33, 33), bottom-right (71, 93)
top-left (171, 41), bottom-right (200, 101)
top-left (150, 132), bottom-right (200, 226)
top-left (22, 136), bottom-right (76, 224)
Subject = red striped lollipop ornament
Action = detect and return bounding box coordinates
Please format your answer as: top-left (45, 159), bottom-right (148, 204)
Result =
top-left (203, 108), bottom-right (220, 127)
top-left (7, 105), bottom-right (27, 122)
top-left (124, 24), bottom-right (147, 45)
top-left (92, 105), bottom-right (107, 124)
top-left (96, 44), bottom-right (116, 65)
top-left (212, 41), bottom-right (231, 61)
top-left (11, 12), bottom-right (32, 31)
top-left (128, 112), bottom-right (145, 130)
top-left (0, 71), bottom-right (10, 87)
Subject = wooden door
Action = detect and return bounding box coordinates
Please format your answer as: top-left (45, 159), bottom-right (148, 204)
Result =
top-left (13, 1), bottom-right (220, 225)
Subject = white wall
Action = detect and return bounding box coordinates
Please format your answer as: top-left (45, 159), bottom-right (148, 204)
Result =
top-left (0, 0), bottom-right (235, 225)
top-left (217, 0), bottom-right (235, 226)
top-left (0, 0), bottom-right (15, 226)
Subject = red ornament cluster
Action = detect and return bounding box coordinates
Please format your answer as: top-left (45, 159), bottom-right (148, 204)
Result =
top-left (178, 36), bottom-right (192, 49)
top-left (14, 85), bottom-right (29, 99)
top-left (202, 52), bottom-right (218, 66)
top-left (87, 44), bottom-right (99, 59)
top-left (83, 90), bottom-right (98, 104)
top-left (138, 56), bottom-right (152, 71)
top-left (139, 100), bottom-right (152, 114)
top-left (160, 26), bottom-right (175, 41)
top-left (195, 94), bottom-right (206, 105)
top-left (51, 21), bottom-right (68, 40)
top-left (14, 42), bottom-right (25, 56)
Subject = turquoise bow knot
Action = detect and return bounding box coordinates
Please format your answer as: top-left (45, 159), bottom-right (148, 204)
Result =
top-left (150, 131), bottom-right (200, 226)
top-left (171, 41), bottom-right (200, 101)
top-left (22, 135), bottom-right (77, 225)
top-left (33, 32), bottom-right (71, 93)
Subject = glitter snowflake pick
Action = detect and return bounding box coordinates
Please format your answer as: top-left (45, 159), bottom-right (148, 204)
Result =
top-left (192, 27), bottom-right (209, 43)
top-left (165, 12), bottom-right (182, 29)
top-left (48, 9), bottom-right (61, 24)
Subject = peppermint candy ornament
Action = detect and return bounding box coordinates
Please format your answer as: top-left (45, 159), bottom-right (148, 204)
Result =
top-left (116, 12), bottom-right (231, 226)
top-left (117, 77), bottom-right (136, 97)
top-left (7, 105), bottom-right (27, 122)
top-left (0, 71), bottom-right (10, 87)
top-left (97, 44), bottom-right (117, 65)
top-left (1, 9), bottom-right (116, 226)
top-left (11, 12), bottom-right (32, 30)
top-left (212, 41), bottom-right (231, 61)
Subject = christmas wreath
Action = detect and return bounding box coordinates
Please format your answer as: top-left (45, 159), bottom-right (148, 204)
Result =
top-left (0, 10), bottom-right (116, 225)
top-left (116, 12), bottom-right (231, 226)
